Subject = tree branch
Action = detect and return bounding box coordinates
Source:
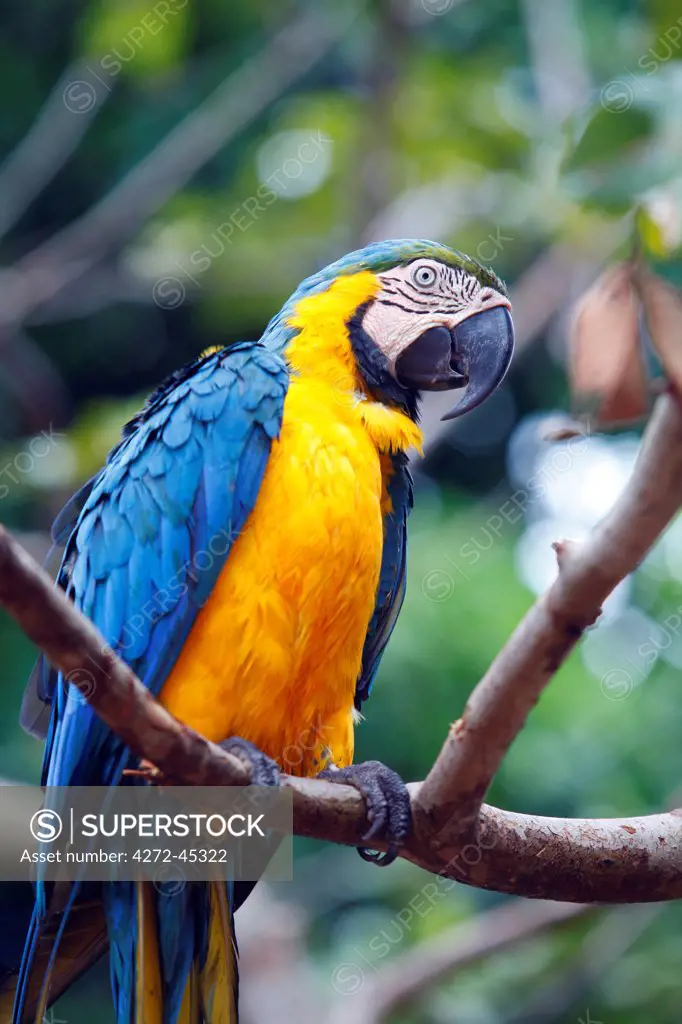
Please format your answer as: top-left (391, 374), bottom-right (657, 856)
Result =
top-left (416, 391), bottom-right (682, 844)
top-left (405, 799), bottom-right (682, 902)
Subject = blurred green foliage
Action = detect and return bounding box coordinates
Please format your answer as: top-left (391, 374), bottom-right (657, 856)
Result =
top-left (3, 0), bottom-right (682, 1021)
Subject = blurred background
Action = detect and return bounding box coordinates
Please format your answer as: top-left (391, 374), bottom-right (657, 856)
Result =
top-left (2, 0), bottom-right (682, 1020)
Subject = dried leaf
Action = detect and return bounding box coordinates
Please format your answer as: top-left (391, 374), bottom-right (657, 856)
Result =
top-left (633, 264), bottom-right (682, 395)
top-left (569, 262), bottom-right (648, 426)
top-left (598, 358), bottom-right (650, 425)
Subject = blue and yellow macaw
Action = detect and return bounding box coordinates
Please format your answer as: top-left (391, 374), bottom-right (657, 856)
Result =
top-left (4, 239), bottom-right (513, 1023)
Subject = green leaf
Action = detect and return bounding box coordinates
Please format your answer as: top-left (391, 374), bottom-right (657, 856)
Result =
top-left (637, 206), bottom-right (670, 258)
top-left (563, 105), bottom-right (656, 173)
top-left (567, 156), bottom-right (680, 216)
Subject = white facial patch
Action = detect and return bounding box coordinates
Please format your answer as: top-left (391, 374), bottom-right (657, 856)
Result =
top-left (361, 258), bottom-right (510, 373)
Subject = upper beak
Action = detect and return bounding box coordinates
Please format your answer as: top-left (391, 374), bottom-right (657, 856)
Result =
top-left (394, 306), bottom-right (515, 421)
top-left (441, 306), bottom-right (515, 421)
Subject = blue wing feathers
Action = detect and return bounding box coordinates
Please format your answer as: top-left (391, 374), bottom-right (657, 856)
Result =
top-left (44, 343), bottom-right (288, 791)
top-left (36, 345), bottom-right (287, 787)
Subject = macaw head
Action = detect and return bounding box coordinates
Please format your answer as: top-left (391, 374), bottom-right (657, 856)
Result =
top-left (266, 238), bottom-right (514, 422)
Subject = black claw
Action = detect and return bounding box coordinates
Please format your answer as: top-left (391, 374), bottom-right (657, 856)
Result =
top-left (220, 737), bottom-right (280, 787)
top-left (319, 760), bottom-right (411, 867)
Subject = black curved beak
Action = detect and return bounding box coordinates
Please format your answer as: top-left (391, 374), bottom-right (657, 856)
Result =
top-left (394, 306), bottom-right (515, 421)
top-left (441, 307), bottom-right (515, 421)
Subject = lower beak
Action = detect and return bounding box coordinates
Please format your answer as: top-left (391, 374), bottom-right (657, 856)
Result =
top-left (394, 306), bottom-right (515, 421)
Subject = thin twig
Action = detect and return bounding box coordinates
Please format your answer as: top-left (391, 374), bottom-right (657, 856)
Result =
top-left (0, 61), bottom-right (111, 241)
top-left (0, 329), bottom-right (68, 432)
top-left (506, 904), bottom-right (659, 1024)
top-left (342, 901), bottom-right (593, 1024)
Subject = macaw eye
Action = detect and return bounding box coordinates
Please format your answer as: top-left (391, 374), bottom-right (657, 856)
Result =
top-left (411, 264), bottom-right (437, 289)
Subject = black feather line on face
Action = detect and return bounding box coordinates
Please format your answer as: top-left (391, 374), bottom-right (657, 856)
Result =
top-left (377, 299), bottom-right (441, 315)
top-left (347, 302), bottom-right (420, 422)
top-left (393, 283), bottom-right (443, 308)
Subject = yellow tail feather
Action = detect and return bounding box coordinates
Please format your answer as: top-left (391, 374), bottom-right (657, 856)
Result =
top-left (136, 882), bottom-right (163, 1024)
top-left (177, 964), bottom-right (201, 1024)
top-left (199, 883), bottom-right (238, 1024)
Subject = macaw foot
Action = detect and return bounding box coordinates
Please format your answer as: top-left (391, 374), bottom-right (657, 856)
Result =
top-left (220, 736), bottom-right (281, 787)
top-left (319, 760), bottom-right (411, 867)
